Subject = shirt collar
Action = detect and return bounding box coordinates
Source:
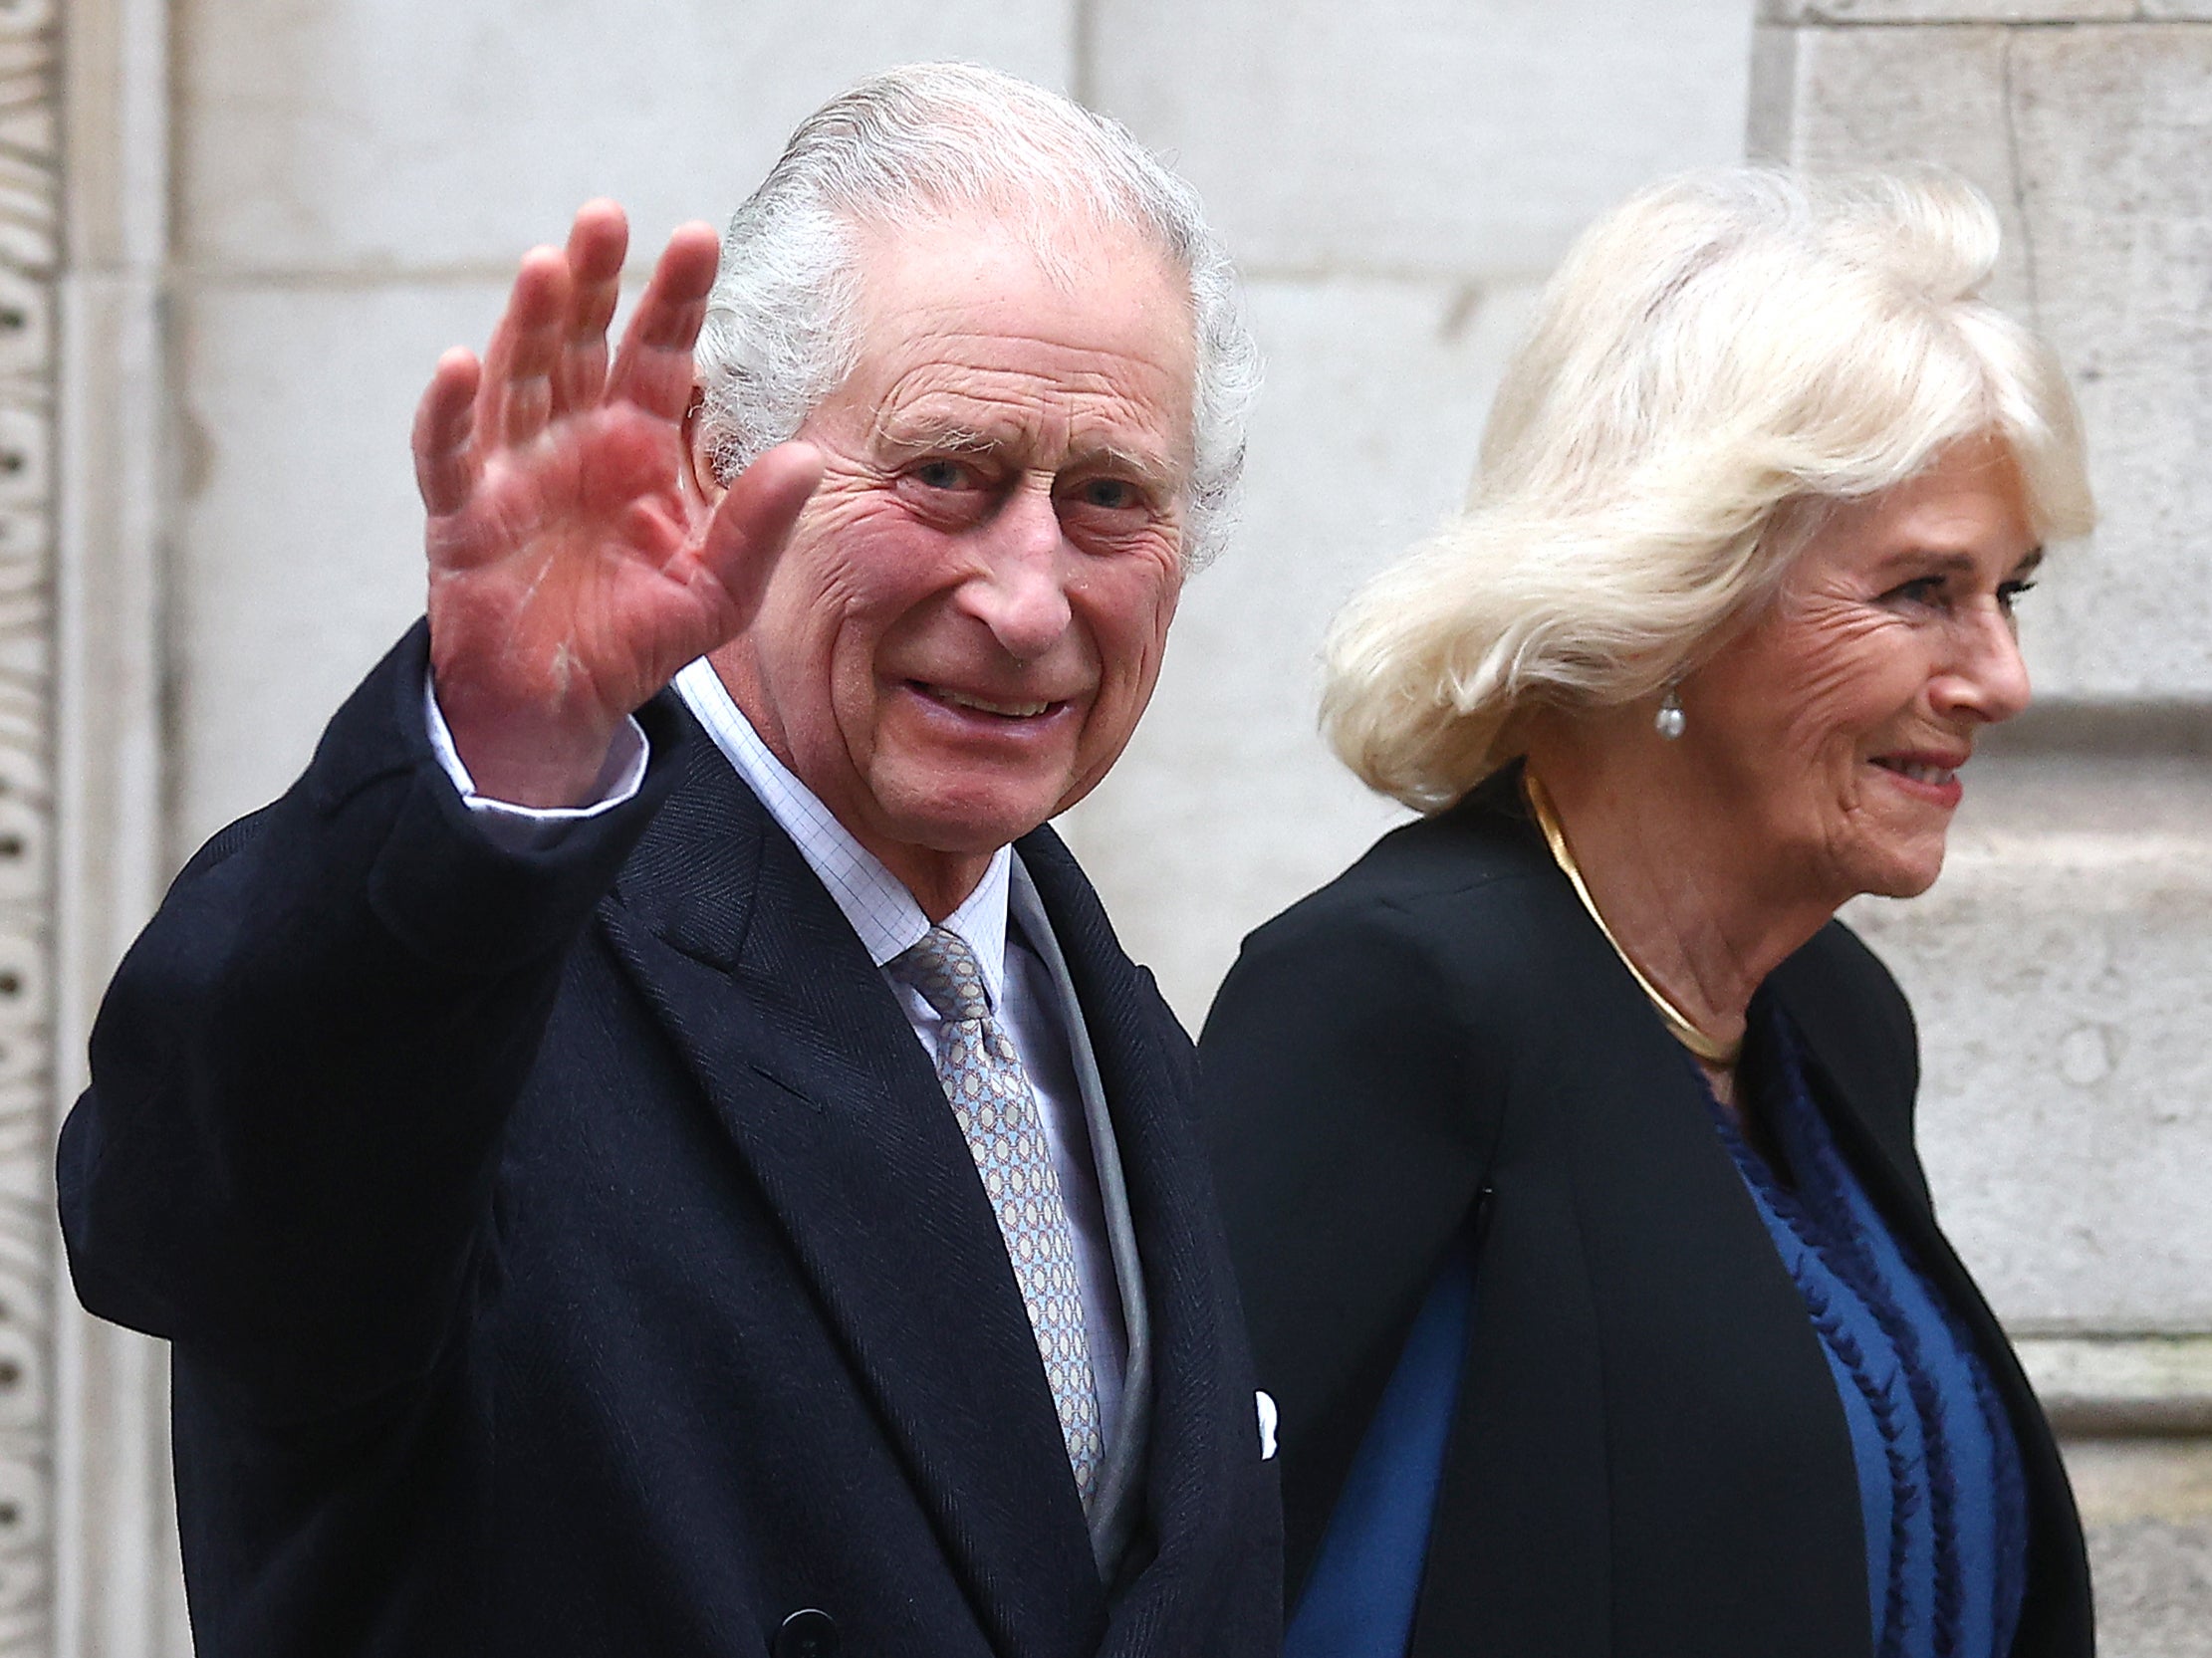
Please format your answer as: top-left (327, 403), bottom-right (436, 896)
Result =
top-left (671, 659), bottom-right (1012, 1008)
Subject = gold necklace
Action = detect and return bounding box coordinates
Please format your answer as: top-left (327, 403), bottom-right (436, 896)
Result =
top-left (1521, 770), bottom-right (1743, 1068)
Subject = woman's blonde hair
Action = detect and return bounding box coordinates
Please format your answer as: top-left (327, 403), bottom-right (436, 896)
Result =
top-left (1322, 166), bottom-right (2093, 812)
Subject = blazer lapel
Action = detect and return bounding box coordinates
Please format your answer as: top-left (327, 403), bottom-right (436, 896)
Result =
top-left (599, 719), bottom-right (1106, 1657)
top-left (1463, 794), bottom-right (1869, 1656)
top-left (1774, 969), bottom-right (2095, 1656)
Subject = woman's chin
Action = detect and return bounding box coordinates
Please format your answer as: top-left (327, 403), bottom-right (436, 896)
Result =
top-left (1850, 841), bottom-right (1949, 902)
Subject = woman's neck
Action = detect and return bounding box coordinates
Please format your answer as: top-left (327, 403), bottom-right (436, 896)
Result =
top-left (1522, 715), bottom-right (1843, 1054)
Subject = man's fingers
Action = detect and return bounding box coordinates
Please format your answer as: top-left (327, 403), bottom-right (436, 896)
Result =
top-left (607, 222), bottom-right (724, 424)
top-left (477, 247), bottom-right (573, 450)
top-left (693, 442), bottom-right (824, 624)
top-left (413, 349), bottom-right (482, 515)
top-left (556, 200), bottom-right (627, 414)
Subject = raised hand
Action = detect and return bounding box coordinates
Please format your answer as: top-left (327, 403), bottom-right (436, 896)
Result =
top-left (413, 200), bottom-right (821, 808)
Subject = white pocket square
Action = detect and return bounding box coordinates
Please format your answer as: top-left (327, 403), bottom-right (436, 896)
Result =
top-left (1256, 1390), bottom-right (1279, 1461)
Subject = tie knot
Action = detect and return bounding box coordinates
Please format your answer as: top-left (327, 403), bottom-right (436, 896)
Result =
top-left (891, 925), bottom-right (992, 1025)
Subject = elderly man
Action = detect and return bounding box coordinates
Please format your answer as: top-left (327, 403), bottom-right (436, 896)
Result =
top-left (59, 65), bottom-right (1279, 1658)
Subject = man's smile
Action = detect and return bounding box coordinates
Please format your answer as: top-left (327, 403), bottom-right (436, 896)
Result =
top-left (914, 682), bottom-right (1061, 719)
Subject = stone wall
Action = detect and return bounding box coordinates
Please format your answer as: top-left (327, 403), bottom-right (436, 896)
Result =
top-left (1751, 5), bottom-right (2212, 1652)
top-left (1059, 0), bottom-right (1756, 1017)
top-left (49, 0), bottom-right (2207, 1651)
top-left (0, 1), bottom-right (56, 1651)
top-left (54, 6), bottom-right (1757, 1646)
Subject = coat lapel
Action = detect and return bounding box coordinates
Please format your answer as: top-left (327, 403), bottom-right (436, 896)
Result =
top-left (1771, 947), bottom-right (2095, 1656)
top-left (598, 718), bottom-right (1106, 1658)
top-left (1008, 855), bottom-right (1155, 1576)
top-left (1452, 790), bottom-right (1869, 1656)
top-left (1014, 827), bottom-right (1254, 1649)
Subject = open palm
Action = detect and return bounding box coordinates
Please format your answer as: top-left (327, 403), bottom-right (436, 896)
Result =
top-left (414, 202), bottom-right (819, 807)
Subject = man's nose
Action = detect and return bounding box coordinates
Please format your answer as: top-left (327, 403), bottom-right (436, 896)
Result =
top-left (1933, 601), bottom-right (2033, 725)
top-left (964, 483), bottom-right (1073, 662)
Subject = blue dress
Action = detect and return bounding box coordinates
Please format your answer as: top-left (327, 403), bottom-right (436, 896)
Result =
top-left (1283, 1229), bottom-right (1475, 1658)
top-left (1287, 1008), bottom-right (2032, 1658)
top-left (1709, 1011), bottom-right (2030, 1658)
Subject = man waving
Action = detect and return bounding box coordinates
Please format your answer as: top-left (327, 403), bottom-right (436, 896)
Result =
top-left (60, 63), bottom-right (1277, 1658)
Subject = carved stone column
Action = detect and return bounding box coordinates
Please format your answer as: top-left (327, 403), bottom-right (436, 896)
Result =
top-left (53, 0), bottom-right (190, 1651)
top-left (0, 0), bottom-right (58, 1647)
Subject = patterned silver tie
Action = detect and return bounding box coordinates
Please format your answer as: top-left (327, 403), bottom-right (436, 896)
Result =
top-left (892, 925), bottom-right (1104, 1503)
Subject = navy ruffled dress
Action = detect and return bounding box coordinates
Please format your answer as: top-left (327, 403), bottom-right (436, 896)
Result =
top-left (1710, 1010), bottom-right (2029, 1658)
top-left (1287, 1004), bottom-right (2030, 1658)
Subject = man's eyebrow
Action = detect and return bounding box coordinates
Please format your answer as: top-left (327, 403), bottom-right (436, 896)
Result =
top-left (1074, 441), bottom-right (1184, 491)
top-left (871, 414), bottom-right (999, 455)
top-left (870, 413), bottom-right (1186, 489)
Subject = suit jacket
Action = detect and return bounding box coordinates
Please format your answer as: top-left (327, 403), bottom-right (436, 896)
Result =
top-left (1198, 765), bottom-right (2090, 1658)
top-left (58, 624), bottom-right (1281, 1658)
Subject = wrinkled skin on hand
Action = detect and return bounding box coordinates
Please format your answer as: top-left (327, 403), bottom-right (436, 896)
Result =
top-left (412, 199), bottom-right (821, 808)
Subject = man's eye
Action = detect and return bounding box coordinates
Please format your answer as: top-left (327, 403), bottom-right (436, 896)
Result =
top-left (1078, 478), bottom-right (1139, 511)
top-left (913, 459), bottom-right (972, 491)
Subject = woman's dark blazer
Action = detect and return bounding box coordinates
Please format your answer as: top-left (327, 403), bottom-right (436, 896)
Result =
top-left (1198, 765), bottom-right (2092, 1658)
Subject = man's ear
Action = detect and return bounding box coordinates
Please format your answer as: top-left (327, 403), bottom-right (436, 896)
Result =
top-left (679, 387), bottom-right (727, 511)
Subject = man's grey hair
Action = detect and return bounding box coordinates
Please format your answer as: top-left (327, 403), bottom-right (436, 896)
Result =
top-left (695, 62), bottom-right (1260, 570)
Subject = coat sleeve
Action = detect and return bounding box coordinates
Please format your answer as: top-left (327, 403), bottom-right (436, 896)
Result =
top-left (1198, 887), bottom-right (1507, 1590)
top-left (56, 622), bottom-right (689, 1417)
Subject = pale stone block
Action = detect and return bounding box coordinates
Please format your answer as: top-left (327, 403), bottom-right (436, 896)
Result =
top-left (1092, 0), bottom-right (1753, 276)
top-left (1060, 275), bottom-right (1541, 1025)
top-left (178, 0), bottom-right (1073, 272)
top-left (171, 281), bottom-right (510, 854)
top-left (2142, 0), bottom-right (2212, 16)
top-left (2060, 1437), bottom-right (2212, 1658)
top-left (1751, 25), bottom-right (2030, 308)
top-left (2020, 1334), bottom-right (2212, 1433)
top-left (2004, 26), bottom-right (2212, 699)
top-left (1843, 748), bottom-right (2212, 1328)
top-left (1762, 1), bottom-right (2133, 19)
top-left (1753, 23), bottom-right (2212, 697)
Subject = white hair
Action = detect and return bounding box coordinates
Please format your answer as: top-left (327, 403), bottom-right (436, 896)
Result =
top-left (1322, 165), bottom-right (2094, 812)
top-left (694, 62), bottom-right (1260, 570)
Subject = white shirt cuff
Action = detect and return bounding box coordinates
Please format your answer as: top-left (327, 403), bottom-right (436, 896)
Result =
top-left (423, 672), bottom-right (650, 850)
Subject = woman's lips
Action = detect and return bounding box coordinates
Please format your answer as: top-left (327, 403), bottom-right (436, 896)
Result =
top-left (1870, 751), bottom-right (1966, 806)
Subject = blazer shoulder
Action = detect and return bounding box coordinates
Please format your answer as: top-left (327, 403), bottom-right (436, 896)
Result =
top-left (1222, 779), bottom-right (1563, 1022)
top-left (1200, 784), bottom-right (1552, 1178)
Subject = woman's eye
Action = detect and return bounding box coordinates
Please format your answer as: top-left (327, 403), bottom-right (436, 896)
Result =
top-left (1884, 576), bottom-right (1946, 608)
top-left (1996, 578), bottom-right (2038, 613)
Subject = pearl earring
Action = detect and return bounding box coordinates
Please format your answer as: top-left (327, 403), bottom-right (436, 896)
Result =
top-left (1655, 685), bottom-right (1686, 741)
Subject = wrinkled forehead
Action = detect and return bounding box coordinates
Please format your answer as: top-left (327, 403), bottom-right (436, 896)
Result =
top-left (859, 173), bottom-right (1176, 275)
top-left (844, 202), bottom-right (1194, 341)
top-left (831, 210), bottom-right (1200, 466)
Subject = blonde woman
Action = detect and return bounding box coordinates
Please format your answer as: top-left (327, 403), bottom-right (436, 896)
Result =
top-left (1200, 169), bottom-right (2093, 1658)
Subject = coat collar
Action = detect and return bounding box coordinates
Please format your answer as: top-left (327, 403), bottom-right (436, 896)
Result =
top-left (1765, 947), bottom-right (2094, 1654)
top-left (1012, 829), bottom-right (1264, 1649)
